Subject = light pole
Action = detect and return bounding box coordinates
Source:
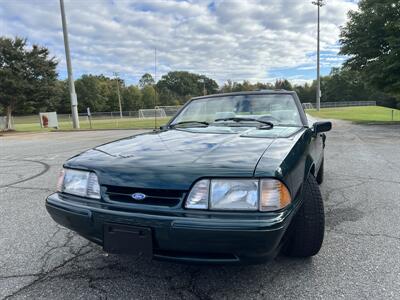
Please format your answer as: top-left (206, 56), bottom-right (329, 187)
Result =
top-left (113, 72), bottom-right (123, 118)
top-left (60, 0), bottom-right (79, 128)
top-left (312, 0), bottom-right (324, 111)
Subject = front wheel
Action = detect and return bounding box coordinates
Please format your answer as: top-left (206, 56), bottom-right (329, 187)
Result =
top-left (283, 174), bottom-right (324, 257)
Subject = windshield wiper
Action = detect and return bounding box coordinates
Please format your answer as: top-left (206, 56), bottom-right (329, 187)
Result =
top-left (214, 117), bottom-right (274, 128)
top-left (169, 121), bottom-right (209, 128)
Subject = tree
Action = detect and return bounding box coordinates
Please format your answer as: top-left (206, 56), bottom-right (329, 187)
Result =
top-left (141, 85), bottom-right (157, 109)
top-left (54, 80), bottom-right (70, 113)
top-left (139, 73), bottom-right (155, 88)
top-left (156, 71), bottom-right (218, 104)
top-left (220, 80), bottom-right (234, 93)
top-left (340, 0), bottom-right (400, 105)
top-left (75, 75), bottom-right (108, 112)
top-left (123, 85), bottom-right (143, 111)
top-left (232, 80), bottom-right (255, 92)
top-left (294, 82), bottom-right (316, 103)
top-left (0, 37), bottom-right (58, 129)
top-left (274, 79), bottom-right (293, 90)
top-left (220, 80), bottom-right (274, 93)
top-left (157, 85), bottom-right (179, 106)
top-left (320, 68), bottom-right (367, 102)
top-left (321, 67), bottom-right (397, 107)
top-left (199, 75), bottom-right (219, 95)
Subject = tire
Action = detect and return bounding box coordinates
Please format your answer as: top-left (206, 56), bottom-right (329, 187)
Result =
top-left (316, 158), bottom-right (324, 185)
top-left (283, 174), bottom-right (324, 257)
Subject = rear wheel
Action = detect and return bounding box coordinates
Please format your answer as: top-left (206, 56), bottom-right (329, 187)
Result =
top-left (283, 174), bottom-right (324, 257)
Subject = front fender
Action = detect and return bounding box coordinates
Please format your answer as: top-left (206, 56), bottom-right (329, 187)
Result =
top-left (255, 128), bottom-right (315, 205)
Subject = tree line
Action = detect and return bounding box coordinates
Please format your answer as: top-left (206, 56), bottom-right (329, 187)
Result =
top-left (1, 0), bottom-right (399, 129)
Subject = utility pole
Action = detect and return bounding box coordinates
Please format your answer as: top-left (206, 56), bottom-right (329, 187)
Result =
top-left (312, 0), bottom-right (324, 111)
top-left (113, 72), bottom-right (123, 118)
top-left (60, 0), bottom-right (79, 128)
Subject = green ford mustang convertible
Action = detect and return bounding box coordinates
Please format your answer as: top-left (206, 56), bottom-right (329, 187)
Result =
top-left (46, 90), bottom-right (332, 264)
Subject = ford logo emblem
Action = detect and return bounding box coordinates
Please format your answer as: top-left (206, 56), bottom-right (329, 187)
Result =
top-left (131, 193), bottom-right (146, 200)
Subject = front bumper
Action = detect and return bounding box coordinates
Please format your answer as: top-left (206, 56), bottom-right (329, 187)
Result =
top-left (46, 193), bottom-right (297, 264)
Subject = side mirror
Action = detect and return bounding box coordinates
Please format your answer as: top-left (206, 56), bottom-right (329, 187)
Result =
top-left (313, 121), bottom-right (332, 134)
top-left (159, 124), bottom-right (168, 130)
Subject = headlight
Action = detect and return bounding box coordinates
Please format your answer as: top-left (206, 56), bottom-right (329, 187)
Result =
top-left (185, 179), bottom-right (209, 209)
top-left (210, 179), bottom-right (258, 210)
top-left (185, 178), bottom-right (291, 211)
top-left (57, 168), bottom-right (101, 199)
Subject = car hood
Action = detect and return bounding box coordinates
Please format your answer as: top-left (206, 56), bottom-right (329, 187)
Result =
top-left (65, 126), bottom-right (301, 190)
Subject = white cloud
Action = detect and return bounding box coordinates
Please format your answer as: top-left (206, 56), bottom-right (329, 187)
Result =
top-left (0, 0), bottom-right (358, 84)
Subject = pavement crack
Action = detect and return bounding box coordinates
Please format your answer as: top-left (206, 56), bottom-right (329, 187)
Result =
top-left (2, 230), bottom-right (94, 300)
top-left (0, 274), bottom-right (40, 280)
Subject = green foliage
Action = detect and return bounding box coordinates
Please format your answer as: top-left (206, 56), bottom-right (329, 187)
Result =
top-left (340, 0), bottom-right (400, 104)
top-left (233, 81), bottom-right (258, 92)
top-left (294, 82), bottom-right (316, 103)
top-left (51, 80), bottom-right (70, 113)
top-left (0, 37), bottom-right (58, 128)
top-left (139, 73), bottom-right (155, 88)
top-left (220, 80), bottom-right (274, 93)
top-left (274, 79), bottom-right (293, 91)
top-left (142, 85), bottom-right (157, 108)
top-left (75, 75), bottom-right (108, 111)
top-left (156, 71), bottom-right (218, 104)
top-left (320, 67), bottom-right (396, 107)
top-left (122, 85), bottom-right (143, 111)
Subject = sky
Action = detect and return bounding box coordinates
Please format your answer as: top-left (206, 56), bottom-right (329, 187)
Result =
top-left (0, 0), bottom-right (359, 86)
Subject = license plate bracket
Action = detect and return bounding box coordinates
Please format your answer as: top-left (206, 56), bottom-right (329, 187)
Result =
top-left (103, 223), bottom-right (153, 257)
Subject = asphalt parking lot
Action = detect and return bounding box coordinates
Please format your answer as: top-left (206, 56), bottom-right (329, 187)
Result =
top-left (1, 122), bottom-right (399, 299)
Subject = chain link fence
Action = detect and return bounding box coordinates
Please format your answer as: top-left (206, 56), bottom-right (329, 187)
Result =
top-left (303, 101), bottom-right (376, 109)
top-left (320, 101), bottom-right (376, 108)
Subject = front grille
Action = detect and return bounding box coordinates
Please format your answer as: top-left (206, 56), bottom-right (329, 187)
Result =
top-left (104, 185), bottom-right (186, 207)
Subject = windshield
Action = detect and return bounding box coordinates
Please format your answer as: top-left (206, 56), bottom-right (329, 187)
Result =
top-left (171, 94), bottom-right (303, 127)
